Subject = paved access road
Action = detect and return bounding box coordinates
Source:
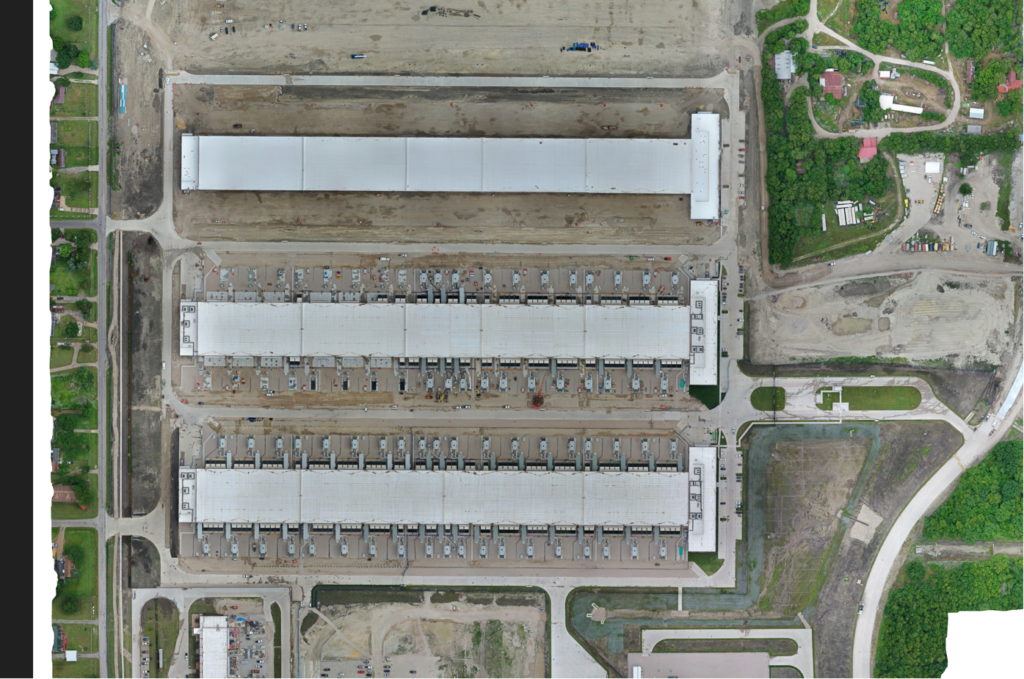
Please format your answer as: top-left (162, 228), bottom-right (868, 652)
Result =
top-left (641, 627), bottom-right (815, 678)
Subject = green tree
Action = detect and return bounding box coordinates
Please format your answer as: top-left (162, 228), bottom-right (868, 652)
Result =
top-left (62, 322), bottom-right (80, 339)
top-left (906, 561), bottom-right (926, 583)
top-left (76, 51), bottom-right (90, 69)
top-left (74, 299), bottom-right (92, 320)
top-left (959, 183), bottom-right (973, 195)
top-left (60, 597), bottom-right (80, 614)
top-left (52, 35), bottom-right (65, 52)
top-left (63, 543), bottom-right (84, 565)
top-left (67, 15), bottom-right (84, 32)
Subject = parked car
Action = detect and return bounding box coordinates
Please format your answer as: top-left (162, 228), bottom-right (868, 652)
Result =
top-left (351, 54), bottom-right (367, 59)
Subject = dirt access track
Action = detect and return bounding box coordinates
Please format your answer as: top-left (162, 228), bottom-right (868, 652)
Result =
top-left (749, 271), bottom-right (1019, 368)
top-left (150, 0), bottom-right (757, 76)
top-left (171, 85), bottom-right (728, 244)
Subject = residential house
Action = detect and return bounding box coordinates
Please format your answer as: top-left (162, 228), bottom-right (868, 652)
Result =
top-left (857, 138), bottom-right (878, 162)
top-left (820, 70), bottom-right (843, 99)
top-left (997, 69), bottom-right (1022, 94)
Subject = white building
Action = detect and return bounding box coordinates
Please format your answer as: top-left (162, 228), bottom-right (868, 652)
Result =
top-left (924, 160), bottom-right (942, 175)
top-left (687, 447), bottom-right (717, 553)
top-left (774, 50), bottom-right (794, 80)
top-left (181, 113), bottom-right (721, 221)
top-left (687, 279), bottom-right (719, 386)
top-left (879, 94), bottom-right (924, 115)
top-left (194, 616), bottom-right (230, 678)
top-left (969, 107), bottom-right (985, 120)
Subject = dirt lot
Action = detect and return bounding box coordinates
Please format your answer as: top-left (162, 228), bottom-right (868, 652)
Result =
top-left (129, 536), bottom-right (161, 589)
top-left (110, 18), bottom-right (164, 219)
top-left (302, 589), bottom-right (547, 678)
top-left (170, 85), bottom-right (727, 245)
top-left (126, 232), bottom-right (164, 516)
top-left (749, 271), bottom-right (1017, 369)
top-left (939, 152), bottom-right (1019, 242)
top-left (151, 0), bottom-right (755, 76)
top-left (812, 421), bottom-right (964, 677)
top-left (760, 437), bottom-right (871, 616)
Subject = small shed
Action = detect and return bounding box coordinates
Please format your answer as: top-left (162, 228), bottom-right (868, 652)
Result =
top-left (967, 125), bottom-right (982, 135)
top-left (969, 107), bottom-right (985, 119)
top-left (65, 650), bottom-right (77, 662)
top-left (986, 241), bottom-right (999, 256)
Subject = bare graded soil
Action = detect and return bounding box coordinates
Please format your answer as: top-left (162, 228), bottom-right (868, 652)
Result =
top-left (812, 421), bottom-right (964, 677)
top-left (129, 537), bottom-right (161, 589)
top-left (749, 271), bottom-right (1016, 369)
top-left (170, 85), bottom-right (727, 245)
top-left (126, 232), bottom-right (164, 516)
top-left (302, 590), bottom-right (547, 678)
top-left (151, 0), bottom-right (755, 77)
top-left (110, 19), bottom-right (164, 219)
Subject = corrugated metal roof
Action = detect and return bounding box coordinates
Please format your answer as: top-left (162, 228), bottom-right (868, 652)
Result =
top-left (187, 302), bottom-right (692, 359)
top-left (688, 280), bottom-right (718, 385)
top-left (183, 135), bottom-right (707, 195)
top-left (687, 447), bottom-right (717, 553)
top-left (190, 469), bottom-right (690, 526)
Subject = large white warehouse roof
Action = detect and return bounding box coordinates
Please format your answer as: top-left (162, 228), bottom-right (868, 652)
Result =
top-left (181, 135), bottom-right (695, 195)
top-left (184, 469), bottom-right (690, 526)
top-left (187, 302), bottom-right (691, 360)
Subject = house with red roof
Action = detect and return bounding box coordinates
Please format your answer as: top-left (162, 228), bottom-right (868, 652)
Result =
top-left (857, 138), bottom-right (878, 163)
top-left (997, 69), bottom-right (1022, 94)
top-left (820, 70), bottom-right (843, 99)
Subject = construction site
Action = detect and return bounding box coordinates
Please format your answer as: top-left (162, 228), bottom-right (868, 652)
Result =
top-left (750, 271), bottom-right (1018, 368)
top-left (301, 589), bottom-right (548, 678)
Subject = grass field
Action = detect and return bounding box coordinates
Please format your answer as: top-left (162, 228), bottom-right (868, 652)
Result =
top-left (52, 475), bottom-right (99, 519)
top-left (50, 211), bottom-right (95, 221)
top-left (51, 82), bottom-right (98, 117)
top-left (812, 31), bottom-right (845, 47)
top-left (78, 344), bottom-right (98, 363)
top-left (653, 638), bottom-right (799, 655)
top-left (51, 170), bottom-right (99, 209)
top-left (824, 0), bottom-right (857, 38)
top-left (49, 0), bottom-right (100, 53)
top-left (64, 623), bottom-right (99, 654)
top-left (688, 551), bottom-right (725, 576)
top-left (53, 120), bottom-right (100, 167)
top-left (272, 602), bottom-right (282, 678)
top-left (51, 345), bottom-right (75, 369)
top-left (57, 432), bottom-right (99, 469)
top-left (52, 314), bottom-right (98, 343)
top-left (105, 538), bottom-right (114, 677)
top-left (53, 528), bottom-right (98, 619)
top-left (816, 386), bottom-right (923, 410)
top-left (50, 255), bottom-right (94, 297)
top-left (141, 598), bottom-right (181, 679)
top-left (53, 658), bottom-right (99, 678)
top-left (751, 387), bottom-right (787, 411)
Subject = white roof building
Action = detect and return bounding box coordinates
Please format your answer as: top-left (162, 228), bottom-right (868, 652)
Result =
top-left (183, 302), bottom-right (692, 360)
top-left (195, 616), bottom-right (230, 678)
top-left (181, 469), bottom-right (691, 527)
top-left (878, 70), bottom-right (891, 79)
top-left (181, 119), bottom-right (721, 220)
top-left (687, 447), bottom-right (717, 553)
top-left (688, 280), bottom-right (719, 385)
top-left (969, 107), bottom-right (985, 119)
top-left (924, 160), bottom-right (942, 174)
top-left (879, 94), bottom-right (924, 115)
top-left (774, 51), bottom-right (794, 80)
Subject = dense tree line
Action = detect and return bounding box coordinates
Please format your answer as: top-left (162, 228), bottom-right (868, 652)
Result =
top-left (763, 26), bottom-right (890, 266)
top-left (997, 87), bottom-right (1024, 116)
top-left (923, 440), bottom-right (1022, 542)
top-left (860, 81), bottom-right (886, 122)
top-left (797, 50), bottom-right (872, 98)
top-left (853, 0), bottom-right (945, 62)
top-left (875, 556), bottom-right (1024, 677)
top-left (972, 57), bottom-right (1014, 101)
top-left (947, 0), bottom-right (1024, 62)
top-left (878, 128), bottom-right (1022, 165)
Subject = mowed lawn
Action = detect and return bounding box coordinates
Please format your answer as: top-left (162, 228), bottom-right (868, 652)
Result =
top-left (51, 82), bottom-right (98, 117)
top-left (751, 386), bottom-right (786, 411)
top-left (64, 623), bottom-right (99, 654)
top-left (54, 120), bottom-right (100, 167)
top-left (52, 474), bottom-right (99, 520)
top-left (53, 528), bottom-right (98, 620)
top-left (51, 171), bottom-right (99, 209)
top-left (53, 658), bottom-right (99, 678)
top-left (818, 386), bottom-right (922, 410)
top-left (50, 0), bottom-right (99, 55)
